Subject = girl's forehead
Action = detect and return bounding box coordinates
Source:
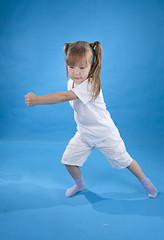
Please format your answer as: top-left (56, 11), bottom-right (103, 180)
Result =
top-left (67, 54), bottom-right (91, 66)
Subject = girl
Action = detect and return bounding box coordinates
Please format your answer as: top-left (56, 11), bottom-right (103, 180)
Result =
top-left (25, 41), bottom-right (158, 198)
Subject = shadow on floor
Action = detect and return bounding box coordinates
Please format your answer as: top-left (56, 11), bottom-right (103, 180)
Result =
top-left (81, 189), bottom-right (164, 219)
top-left (0, 181), bottom-right (163, 219)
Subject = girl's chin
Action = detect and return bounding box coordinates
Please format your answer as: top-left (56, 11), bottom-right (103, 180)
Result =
top-left (73, 79), bottom-right (82, 83)
top-left (72, 78), bottom-right (87, 83)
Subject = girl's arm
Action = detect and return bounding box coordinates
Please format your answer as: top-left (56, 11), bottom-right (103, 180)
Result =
top-left (24, 91), bottom-right (77, 107)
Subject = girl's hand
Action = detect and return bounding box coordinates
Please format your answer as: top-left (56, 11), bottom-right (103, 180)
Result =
top-left (24, 92), bottom-right (37, 107)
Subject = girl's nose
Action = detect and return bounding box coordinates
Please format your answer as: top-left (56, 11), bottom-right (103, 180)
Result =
top-left (74, 67), bottom-right (80, 75)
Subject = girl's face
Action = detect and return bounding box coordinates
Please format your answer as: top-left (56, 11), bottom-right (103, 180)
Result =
top-left (67, 59), bottom-right (91, 85)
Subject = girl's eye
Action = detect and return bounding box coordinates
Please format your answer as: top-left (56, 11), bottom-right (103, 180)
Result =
top-left (68, 66), bottom-right (86, 69)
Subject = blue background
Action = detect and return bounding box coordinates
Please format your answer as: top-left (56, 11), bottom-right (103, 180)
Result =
top-left (0, 0), bottom-right (163, 146)
top-left (0, 1), bottom-right (164, 240)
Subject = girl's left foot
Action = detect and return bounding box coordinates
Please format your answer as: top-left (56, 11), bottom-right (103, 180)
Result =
top-left (140, 177), bottom-right (158, 198)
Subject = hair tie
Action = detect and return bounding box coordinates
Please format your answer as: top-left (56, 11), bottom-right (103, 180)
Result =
top-left (90, 42), bottom-right (96, 48)
top-left (68, 42), bottom-right (72, 46)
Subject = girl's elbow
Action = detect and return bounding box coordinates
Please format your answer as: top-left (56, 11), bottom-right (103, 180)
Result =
top-left (64, 91), bottom-right (77, 101)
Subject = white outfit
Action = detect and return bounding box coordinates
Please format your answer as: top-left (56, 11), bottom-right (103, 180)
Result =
top-left (61, 79), bottom-right (132, 169)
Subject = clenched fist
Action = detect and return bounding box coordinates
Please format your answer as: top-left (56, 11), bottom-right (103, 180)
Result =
top-left (25, 92), bottom-right (37, 107)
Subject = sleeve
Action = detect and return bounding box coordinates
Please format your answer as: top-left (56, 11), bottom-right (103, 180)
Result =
top-left (71, 79), bottom-right (93, 105)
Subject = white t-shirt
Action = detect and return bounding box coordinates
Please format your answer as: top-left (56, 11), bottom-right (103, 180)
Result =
top-left (68, 78), bottom-right (120, 144)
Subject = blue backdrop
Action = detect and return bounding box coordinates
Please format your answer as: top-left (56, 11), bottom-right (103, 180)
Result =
top-left (0, 0), bottom-right (163, 147)
top-left (0, 2), bottom-right (164, 240)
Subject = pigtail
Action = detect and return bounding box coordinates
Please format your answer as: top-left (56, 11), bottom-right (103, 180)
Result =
top-left (64, 43), bottom-right (71, 80)
top-left (88, 41), bottom-right (102, 100)
top-left (64, 43), bottom-right (71, 54)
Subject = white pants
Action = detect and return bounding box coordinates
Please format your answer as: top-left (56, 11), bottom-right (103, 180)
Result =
top-left (61, 132), bottom-right (132, 169)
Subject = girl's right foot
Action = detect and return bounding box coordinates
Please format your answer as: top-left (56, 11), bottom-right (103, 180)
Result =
top-left (65, 177), bottom-right (85, 197)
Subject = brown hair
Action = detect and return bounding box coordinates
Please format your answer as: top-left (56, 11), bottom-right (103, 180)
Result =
top-left (64, 41), bottom-right (102, 100)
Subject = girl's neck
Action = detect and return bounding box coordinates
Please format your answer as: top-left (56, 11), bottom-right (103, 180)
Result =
top-left (72, 78), bottom-right (88, 88)
top-left (73, 82), bottom-right (80, 88)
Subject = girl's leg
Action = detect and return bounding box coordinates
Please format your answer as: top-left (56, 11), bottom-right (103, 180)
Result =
top-left (127, 159), bottom-right (158, 198)
top-left (127, 159), bottom-right (145, 180)
top-left (65, 165), bottom-right (82, 179)
top-left (61, 132), bottom-right (93, 197)
top-left (64, 164), bottom-right (85, 197)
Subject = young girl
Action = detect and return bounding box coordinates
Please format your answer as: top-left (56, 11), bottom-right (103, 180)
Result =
top-left (25, 41), bottom-right (158, 198)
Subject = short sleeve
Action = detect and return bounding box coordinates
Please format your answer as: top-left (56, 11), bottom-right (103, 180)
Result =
top-left (71, 79), bottom-right (92, 105)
